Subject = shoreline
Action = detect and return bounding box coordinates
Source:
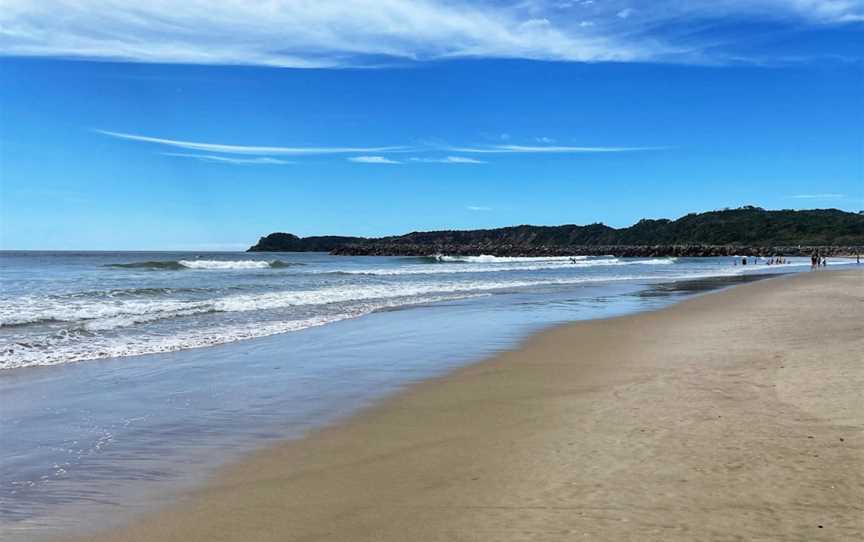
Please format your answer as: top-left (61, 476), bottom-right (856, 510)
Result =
top-left (2, 269), bottom-right (798, 541)
top-left (67, 270), bottom-right (863, 540)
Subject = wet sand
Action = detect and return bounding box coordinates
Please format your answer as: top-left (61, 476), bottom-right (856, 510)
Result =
top-left (74, 270), bottom-right (863, 541)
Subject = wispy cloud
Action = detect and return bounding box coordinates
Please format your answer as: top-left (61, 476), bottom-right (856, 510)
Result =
top-left (409, 156), bottom-right (487, 164)
top-left (347, 156), bottom-right (402, 164)
top-left (0, 1), bottom-right (654, 66)
top-left (100, 129), bottom-right (666, 161)
top-left (163, 153), bottom-right (293, 165)
top-left (451, 144), bottom-right (668, 153)
top-left (97, 130), bottom-right (407, 155)
top-left (2, 1), bottom-right (860, 68)
top-left (789, 193), bottom-right (847, 199)
top-left (466, 205), bottom-right (493, 211)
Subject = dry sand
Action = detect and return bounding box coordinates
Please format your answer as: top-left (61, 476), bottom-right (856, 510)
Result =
top-left (77, 270), bottom-right (863, 541)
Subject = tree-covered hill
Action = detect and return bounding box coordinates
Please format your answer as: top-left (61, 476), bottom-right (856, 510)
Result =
top-left (248, 207), bottom-right (864, 255)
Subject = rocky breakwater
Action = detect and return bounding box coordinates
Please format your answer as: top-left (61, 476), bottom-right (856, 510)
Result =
top-left (330, 244), bottom-right (864, 258)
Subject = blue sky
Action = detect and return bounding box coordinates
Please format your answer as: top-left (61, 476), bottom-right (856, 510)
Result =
top-left (1, 1), bottom-right (862, 250)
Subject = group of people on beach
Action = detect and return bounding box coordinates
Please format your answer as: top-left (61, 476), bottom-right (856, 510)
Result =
top-left (732, 253), bottom-right (861, 269)
top-left (810, 253), bottom-right (828, 269)
top-left (734, 256), bottom-right (788, 266)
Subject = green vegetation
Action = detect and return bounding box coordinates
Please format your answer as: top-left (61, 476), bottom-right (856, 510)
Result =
top-left (249, 207), bottom-right (864, 252)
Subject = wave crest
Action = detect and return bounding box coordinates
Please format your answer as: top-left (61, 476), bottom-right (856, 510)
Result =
top-left (339, 256), bottom-right (677, 275)
top-left (105, 260), bottom-right (301, 270)
top-left (0, 294), bottom-right (490, 369)
top-left (430, 254), bottom-right (592, 263)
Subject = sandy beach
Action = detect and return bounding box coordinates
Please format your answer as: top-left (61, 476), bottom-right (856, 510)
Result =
top-left (73, 269), bottom-right (863, 542)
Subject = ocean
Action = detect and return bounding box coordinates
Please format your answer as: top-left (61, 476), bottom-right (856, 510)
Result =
top-left (0, 251), bottom-right (855, 539)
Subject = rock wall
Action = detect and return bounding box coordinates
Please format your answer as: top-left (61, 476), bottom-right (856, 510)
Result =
top-left (330, 244), bottom-right (863, 258)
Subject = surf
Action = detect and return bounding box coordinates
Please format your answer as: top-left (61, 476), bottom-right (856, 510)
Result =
top-left (105, 259), bottom-right (301, 270)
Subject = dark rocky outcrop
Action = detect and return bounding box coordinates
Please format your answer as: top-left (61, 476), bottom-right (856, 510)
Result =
top-left (248, 233), bottom-right (365, 252)
top-left (248, 207), bottom-right (864, 257)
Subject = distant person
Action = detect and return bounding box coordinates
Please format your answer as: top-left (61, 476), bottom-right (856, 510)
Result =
top-left (822, 257), bottom-right (828, 267)
top-left (742, 257), bottom-right (747, 266)
top-left (857, 254), bottom-right (860, 264)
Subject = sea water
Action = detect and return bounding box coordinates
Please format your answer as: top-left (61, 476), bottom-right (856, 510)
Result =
top-left (0, 251), bottom-right (855, 539)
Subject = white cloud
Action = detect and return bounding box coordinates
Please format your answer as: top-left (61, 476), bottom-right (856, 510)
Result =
top-left (347, 156), bottom-right (402, 164)
top-left (0, 1), bottom-right (656, 66)
top-left (410, 156), bottom-right (487, 163)
top-left (451, 144), bottom-right (668, 153)
top-left (789, 193), bottom-right (847, 199)
top-left (101, 129), bottom-right (663, 160)
top-left (97, 130), bottom-right (407, 155)
top-left (761, 0), bottom-right (864, 23)
top-left (7, 1), bottom-right (859, 67)
top-left (535, 136), bottom-right (556, 143)
top-left (163, 153), bottom-right (293, 165)
top-left (0, 0), bottom-right (864, 68)
top-left (467, 205), bottom-right (493, 211)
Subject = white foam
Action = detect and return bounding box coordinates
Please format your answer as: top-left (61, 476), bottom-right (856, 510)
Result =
top-left (337, 257), bottom-right (677, 275)
top-left (0, 265), bottom-right (701, 342)
top-left (0, 298), bottom-right (211, 327)
top-left (0, 259), bottom-right (701, 331)
top-left (433, 254), bottom-right (593, 263)
top-left (0, 275), bottom-right (583, 328)
top-left (0, 294), bottom-right (489, 369)
top-left (82, 308), bottom-right (208, 332)
top-left (0, 256), bottom-right (830, 331)
top-left (4, 256), bottom-right (854, 369)
top-left (177, 260), bottom-right (276, 269)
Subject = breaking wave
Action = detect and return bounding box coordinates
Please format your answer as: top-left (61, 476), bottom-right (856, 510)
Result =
top-left (105, 260), bottom-right (302, 270)
top-left (0, 294), bottom-right (489, 369)
top-left (338, 257), bottom-right (678, 275)
top-left (0, 270), bottom-right (683, 333)
top-left (429, 254), bottom-right (593, 263)
top-left (4, 252), bottom-right (832, 371)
